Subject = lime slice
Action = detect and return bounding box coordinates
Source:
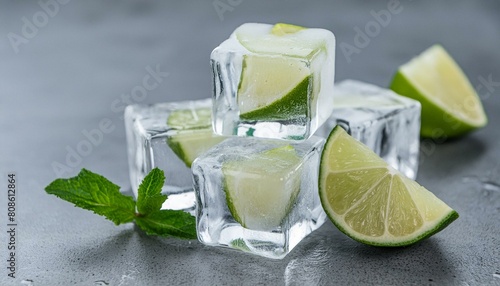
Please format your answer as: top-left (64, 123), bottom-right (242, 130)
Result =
top-left (167, 108), bottom-right (212, 130)
top-left (167, 130), bottom-right (225, 168)
top-left (319, 126), bottom-right (459, 246)
top-left (238, 55), bottom-right (310, 120)
top-left (271, 23), bottom-right (305, 36)
top-left (223, 145), bottom-right (302, 231)
top-left (167, 107), bottom-right (224, 168)
top-left (390, 45), bottom-right (487, 138)
top-left (234, 23), bottom-right (322, 58)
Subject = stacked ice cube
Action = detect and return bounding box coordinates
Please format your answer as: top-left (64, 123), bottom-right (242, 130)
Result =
top-left (193, 137), bottom-right (325, 259)
top-left (316, 80), bottom-right (421, 179)
top-left (196, 23), bottom-right (336, 259)
top-left (124, 99), bottom-right (225, 212)
top-left (211, 23), bottom-right (336, 140)
top-left (124, 23), bottom-right (421, 259)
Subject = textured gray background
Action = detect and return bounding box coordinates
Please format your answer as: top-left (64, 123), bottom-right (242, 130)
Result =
top-left (1, 0), bottom-right (499, 285)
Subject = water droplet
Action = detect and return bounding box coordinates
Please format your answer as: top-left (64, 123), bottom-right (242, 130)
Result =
top-left (21, 280), bottom-right (34, 286)
top-left (118, 269), bottom-right (138, 286)
top-left (493, 272), bottom-right (500, 279)
top-left (462, 176), bottom-right (500, 193)
top-left (94, 281), bottom-right (109, 285)
top-left (482, 182), bottom-right (500, 192)
top-left (284, 245), bottom-right (329, 285)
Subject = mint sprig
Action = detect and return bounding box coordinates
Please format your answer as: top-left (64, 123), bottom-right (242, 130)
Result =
top-left (45, 168), bottom-right (196, 239)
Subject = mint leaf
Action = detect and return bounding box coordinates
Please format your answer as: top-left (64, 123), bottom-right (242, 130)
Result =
top-left (135, 210), bottom-right (196, 239)
top-left (45, 168), bottom-right (197, 240)
top-left (45, 169), bottom-right (136, 225)
top-left (136, 167), bottom-right (166, 215)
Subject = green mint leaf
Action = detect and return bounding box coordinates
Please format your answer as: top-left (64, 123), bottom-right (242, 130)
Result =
top-left (46, 168), bottom-right (197, 240)
top-left (135, 210), bottom-right (197, 239)
top-left (45, 169), bottom-right (136, 225)
top-left (136, 167), bottom-right (167, 215)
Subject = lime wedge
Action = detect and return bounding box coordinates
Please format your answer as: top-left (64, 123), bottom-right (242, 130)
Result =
top-left (319, 126), bottom-right (458, 246)
top-left (234, 23), bottom-right (321, 58)
top-left (223, 145), bottom-right (302, 231)
top-left (390, 45), bottom-right (487, 138)
top-left (167, 130), bottom-right (225, 168)
top-left (167, 108), bottom-right (212, 130)
top-left (167, 107), bottom-right (224, 168)
top-left (238, 55), bottom-right (310, 120)
top-left (271, 23), bottom-right (305, 36)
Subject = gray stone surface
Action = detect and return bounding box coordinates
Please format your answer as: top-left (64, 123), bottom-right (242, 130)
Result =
top-left (1, 0), bottom-right (499, 285)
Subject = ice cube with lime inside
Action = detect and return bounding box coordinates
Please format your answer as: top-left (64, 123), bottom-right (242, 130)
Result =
top-left (125, 99), bottom-right (225, 212)
top-left (315, 80), bottom-right (421, 180)
top-left (211, 22), bottom-right (336, 140)
top-left (193, 136), bottom-right (326, 259)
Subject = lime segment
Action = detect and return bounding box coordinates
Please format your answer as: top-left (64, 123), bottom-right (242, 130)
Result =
top-left (390, 45), bottom-right (487, 138)
top-left (234, 23), bottom-right (320, 58)
top-left (223, 145), bottom-right (302, 231)
top-left (319, 126), bottom-right (458, 246)
top-left (167, 130), bottom-right (224, 168)
top-left (167, 108), bottom-right (212, 130)
top-left (271, 23), bottom-right (305, 36)
top-left (167, 107), bottom-right (224, 167)
top-left (238, 55), bottom-right (310, 121)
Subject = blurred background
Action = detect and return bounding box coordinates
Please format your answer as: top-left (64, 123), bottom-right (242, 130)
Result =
top-left (0, 1), bottom-right (499, 285)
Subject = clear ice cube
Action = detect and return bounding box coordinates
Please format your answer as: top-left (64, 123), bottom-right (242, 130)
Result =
top-left (211, 23), bottom-right (335, 140)
top-left (316, 80), bottom-right (421, 179)
top-left (192, 136), bottom-right (326, 259)
top-left (124, 98), bottom-right (226, 212)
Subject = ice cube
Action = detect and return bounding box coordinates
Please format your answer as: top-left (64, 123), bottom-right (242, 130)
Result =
top-left (192, 136), bottom-right (326, 259)
top-left (124, 98), bottom-right (226, 212)
top-left (211, 23), bottom-right (336, 141)
top-left (316, 80), bottom-right (421, 179)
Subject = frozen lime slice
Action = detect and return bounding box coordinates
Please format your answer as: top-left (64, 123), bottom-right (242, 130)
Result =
top-left (167, 108), bottom-right (212, 130)
top-left (271, 23), bottom-right (305, 36)
top-left (237, 55), bottom-right (310, 120)
top-left (234, 23), bottom-right (321, 58)
top-left (167, 107), bottom-right (224, 168)
top-left (390, 45), bottom-right (487, 138)
top-left (223, 145), bottom-right (302, 231)
top-left (319, 126), bottom-right (459, 246)
top-left (167, 130), bottom-right (225, 168)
